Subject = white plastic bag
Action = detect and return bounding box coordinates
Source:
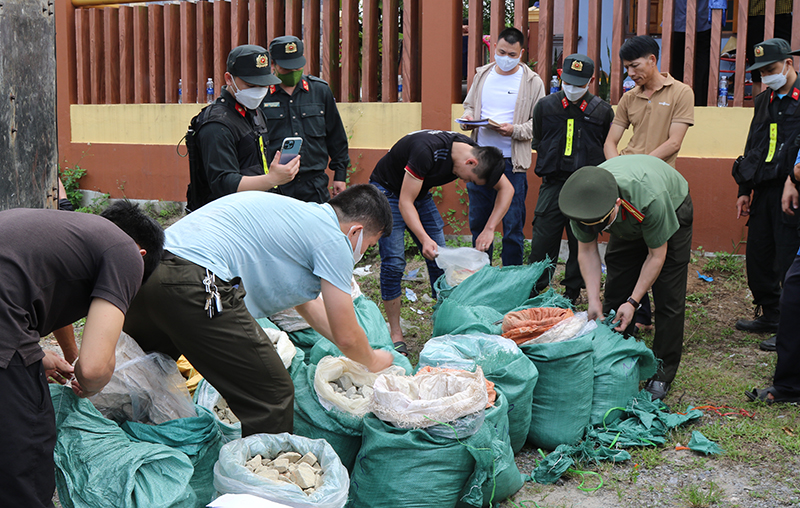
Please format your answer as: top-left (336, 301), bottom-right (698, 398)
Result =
top-left (435, 246), bottom-right (490, 286)
top-left (213, 433), bottom-right (349, 508)
top-left (313, 356), bottom-right (405, 417)
top-left (90, 334), bottom-right (196, 425)
top-left (262, 328), bottom-right (296, 369)
top-left (371, 366), bottom-right (488, 429)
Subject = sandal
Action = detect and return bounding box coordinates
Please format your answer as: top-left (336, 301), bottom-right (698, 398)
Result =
top-left (745, 386), bottom-right (800, 404)
top-left (393, 341), bottom-right (408, 357)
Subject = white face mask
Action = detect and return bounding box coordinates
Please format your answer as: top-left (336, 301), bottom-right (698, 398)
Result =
top-left (494, 54), bottom-right (520, 72)
top-left (762, 61), bottom-right (789, 91)
top-left (349, 225), bottom-right (364, 264)
top-left (230, 80), bottom-right (268, 110)
top-left (562, 83), bottom-right (588, 102)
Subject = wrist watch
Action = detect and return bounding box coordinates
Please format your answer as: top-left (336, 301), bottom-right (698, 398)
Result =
top-left (626, 296), bottom-right (642, 310)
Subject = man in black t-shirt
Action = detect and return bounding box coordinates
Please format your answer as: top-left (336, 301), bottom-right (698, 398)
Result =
top-left (369, 130), bottom-right (512, 352)
top-left (0, 202), bottom-right (163, 508)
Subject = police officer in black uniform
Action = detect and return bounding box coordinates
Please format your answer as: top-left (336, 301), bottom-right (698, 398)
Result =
top-left (734, 39), bottom-right (800, 351)
top-left (528, 54), bottom-right (615, 304)
top-left (262, 35), bottom-right (351, 204)
top-left (186, 45), bottom-right (300, 211)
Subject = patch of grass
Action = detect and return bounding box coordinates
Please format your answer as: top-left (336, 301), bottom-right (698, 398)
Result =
top-left (629, 447), bottom-right (666, 468)
top-left (704, 252), bottom-right (745, 281)
top-left (679, 480), bottom-right (723, 507)
top-left (76, 193), bottom-right (109, 214)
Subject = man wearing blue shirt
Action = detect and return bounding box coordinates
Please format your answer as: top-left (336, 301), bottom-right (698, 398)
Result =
top-left (123, 185), bottom-right (395, 436)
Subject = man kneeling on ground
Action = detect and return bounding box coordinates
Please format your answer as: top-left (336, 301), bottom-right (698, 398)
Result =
top-left (123, 185), bottom-right (395, 437)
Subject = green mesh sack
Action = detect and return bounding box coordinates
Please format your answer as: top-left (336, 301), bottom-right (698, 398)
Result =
top-left (416, 334), bottom-right (539, 453)
top-left (590, 319), bottom-right (657, 426)
top-left (432, 275), bottom-right (455, 312)
top-left (455, 391), bottom-right (525, 507)
top-left (122, 405), bottom-right (223, 505)
top-left (521, 332), bottom-right (594, 450)
top-left (348, 413), bottom-right (497, 508)
top-left (288, 327), bottom-right (324, 362)
top-left (292, 361), bottom-right (365, 471)
top-left (431, 300), bottom-right (505, 337)
top-left (50, 385), bottom-right (197, 508)
top-left (308, 296), bottom-right (413, 374)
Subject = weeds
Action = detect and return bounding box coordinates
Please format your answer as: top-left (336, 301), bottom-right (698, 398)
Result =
top-left (679, 481), bottom-right (723, 507)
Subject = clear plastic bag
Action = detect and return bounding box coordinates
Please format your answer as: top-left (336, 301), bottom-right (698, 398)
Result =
top-left (435, 246), bottom-right (490, 286)
top-left (213, 433), bottom-right (349, 508)
top-left (371, 366), bottom-right (489, 429)
top-left (90, 333), bottom-right (196, 425)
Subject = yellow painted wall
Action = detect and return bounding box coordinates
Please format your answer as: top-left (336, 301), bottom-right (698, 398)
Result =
top-left (71, 102), bottom-right (422, 149)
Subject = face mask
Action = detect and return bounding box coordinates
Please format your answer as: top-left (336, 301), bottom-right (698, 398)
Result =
top-left (231, 80), bottom-right (268, 110)
top-left (494, 54), bottom-right (520, 72)
top-left (349, 225), bottom-right (364, 264)
top-left (762, 62), bottom-right (788, 91)
top-left (562, 83), bottom-right (588, 102)
top-left (277, 69), bottom-right (303, 87)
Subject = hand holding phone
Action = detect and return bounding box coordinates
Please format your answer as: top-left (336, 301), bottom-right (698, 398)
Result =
top-left (279, 137), bottom-right (303, 165)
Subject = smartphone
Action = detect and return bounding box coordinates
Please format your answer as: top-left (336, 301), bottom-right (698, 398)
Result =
top-left (279, 137), bottom-right (303, 164)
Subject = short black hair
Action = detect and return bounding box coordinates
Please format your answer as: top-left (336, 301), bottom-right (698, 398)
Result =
top-left (100, 201), bottom-right (165, 284)
top-left (329, 184), bottom-right (393, 238)
top-left (471, 146), bottom-right (505, 187)
top-left (619, 35), bottom-right (660, 62)
top-left (498, 27), bottom-right (525, 49)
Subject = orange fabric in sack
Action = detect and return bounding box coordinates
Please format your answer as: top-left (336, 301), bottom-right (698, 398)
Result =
top-left (501, 307), bottom-right (574, 345)
top-left (415, 366), bottom-right (497, 408)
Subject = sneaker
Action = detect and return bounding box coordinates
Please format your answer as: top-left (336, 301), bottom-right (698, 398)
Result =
top-left (759, 335), bottom-right (777, 352)
top-left (735, 306), bottom-right (779, 333)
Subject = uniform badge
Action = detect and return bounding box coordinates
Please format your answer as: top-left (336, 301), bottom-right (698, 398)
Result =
top-left (264, 101), bottom-right (280, 108)
top-left (579, 99), bottom-right (588, 111)
top-left (256, 54), bottom-right (269, 68)
top-left (561, 97), bottom-right (569, 109)
top-left (570, 60), bottom-right (583, 72)
top-left (755, 46), bottom-right (764, 57)
top-left (268, 85), bottom-right (276, 94)
top-left (302, 79), bottom-right (309, 91)
top-left (286, 42), bottom-right (298, 54)
top-left (793, 88), bottom-right (800, 101)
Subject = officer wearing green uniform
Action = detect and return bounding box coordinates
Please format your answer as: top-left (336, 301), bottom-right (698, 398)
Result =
top-left (186, 45), bottom-right (300, 211)
top-left (559, 155), bottom-right (693, 401)
top-left (262, 35), bottom-right (351, 203)
top-left (528, 54), bottom-right (614, 303)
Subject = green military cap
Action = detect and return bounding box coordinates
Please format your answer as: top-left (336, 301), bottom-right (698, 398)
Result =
top-left (747, 38), bottom-right (793, 71)
top-left (561, 54), bottom-right (594, 86)
top-left (226, 45), bottom-right (281, 86)
top-left (269, 35), bottom-right (306, 70)
top-left (558, 166), bottom-right (618, 222)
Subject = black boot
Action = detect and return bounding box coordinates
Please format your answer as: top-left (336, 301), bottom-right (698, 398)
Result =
top-left (735, 306), bottom-right (779, 333)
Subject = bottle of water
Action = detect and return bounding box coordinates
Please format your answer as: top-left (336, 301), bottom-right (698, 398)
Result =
top-left (178, 78), bottom-right (182, 104)
top-left (718, 76), bottom-right (728, 107)
top-left (623, 76), bottom-right (635, 94)
top-left (397, 74), bottom-right (403, 102)
top-left (206, 78), bottom-right (214, 104)
top-left (550, 75), bottom-right (559, 94)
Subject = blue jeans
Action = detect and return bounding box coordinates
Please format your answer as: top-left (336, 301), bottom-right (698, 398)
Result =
top-left (467, 158), bottom-right (528, 266)
top-left (371, 181), bottom-right (446, 301)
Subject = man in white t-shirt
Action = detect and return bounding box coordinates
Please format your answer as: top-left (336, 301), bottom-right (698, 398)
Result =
top-left (123, 185), bottom-right (394, 437)
top-left (461, 27), bottom-right (545, 265)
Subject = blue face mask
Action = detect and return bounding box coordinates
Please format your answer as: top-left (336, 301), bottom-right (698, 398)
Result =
top-left (495, 54), bottom-right (520, 72)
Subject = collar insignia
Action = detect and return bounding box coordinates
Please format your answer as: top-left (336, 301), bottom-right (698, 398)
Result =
top-left (561, 97), bottom-right (569, 109)
top-left (302, 79), bottom-right (309, 91)
top-left (579, 99), bottom-right (588, 111)
top-left (620, 199), bottom-right (644, 223)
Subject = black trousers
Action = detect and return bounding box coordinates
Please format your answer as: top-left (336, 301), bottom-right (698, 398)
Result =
top-left (603, 195), bottom-right (693, 384)
top-left (671, 29), bottom-right (711, 107)
top-left (745, 186), bottom-right (800, 314)
top-left (775, 255), bottom-right (800, 397)
top-left (276, 170), bottom-right (331, 204)
top-left (123, 255), bottom-right (294, 437)
top-left (529, 178), bottom-right (584, 294)
top-left (0, 353), bottom-right (56, 508)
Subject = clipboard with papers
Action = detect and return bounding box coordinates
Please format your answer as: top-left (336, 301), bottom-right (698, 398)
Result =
top-left (455, 118), bottom-right (502, 128)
